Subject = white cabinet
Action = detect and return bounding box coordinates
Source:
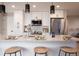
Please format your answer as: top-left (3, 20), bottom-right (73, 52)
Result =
top-left (24, 12), bottom-right (50, 26)
top-left (50, 10), bottom-right (65, 18)
top-left (7, 11), bottom-right (24, 35)
top-left (31, 12), bottom-right (42, 20)
top-left (24, 12), bottom-right (50, 34)
top-left (13, 10), bottom-right (24, 35)
top-left (31, 12), bottom-right (50, 26)
top-left (42, 12), bottom-right (50, 26)
top-left (0, 15), bottom-right (7, 35)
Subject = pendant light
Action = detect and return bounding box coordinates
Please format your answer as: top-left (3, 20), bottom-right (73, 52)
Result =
top-left (50, 2), bottom-right (55, 14)
top-left (0, 3), bottom-right (6, 14)
top-left (25, 2), bottom-right (30, 13)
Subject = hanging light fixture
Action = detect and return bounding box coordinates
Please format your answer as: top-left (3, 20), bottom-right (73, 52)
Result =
top-left (50, 2), bottom-right (55, 14)
top-left (25, 2), bottom-right (30, 13)
top-left (0, 3), bottom-right (6, 14)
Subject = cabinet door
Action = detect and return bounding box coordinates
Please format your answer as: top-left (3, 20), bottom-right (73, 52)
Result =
top-left (31, 12), bottom-right (42, 20)
top-left (42, 12), bottom-right (50, 26)
top-left (50, 10), bottom-right (64, 18)
top-left (14, 10), bottom-right (24, 35)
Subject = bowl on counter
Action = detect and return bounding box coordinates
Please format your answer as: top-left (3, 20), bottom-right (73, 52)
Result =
top-left (35, 35), bottom-right (45, 40)
top-left (63, 35), bottom-right (72, 40)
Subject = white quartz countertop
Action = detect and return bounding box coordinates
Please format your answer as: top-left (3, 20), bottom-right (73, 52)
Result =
top-left (71, 37), bottom-right (79, 41)
top-left (0, 35), bottom-right (70, 41)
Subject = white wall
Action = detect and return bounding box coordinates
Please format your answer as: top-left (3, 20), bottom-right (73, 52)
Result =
top-left (68, 16), bottom-right (79, 34)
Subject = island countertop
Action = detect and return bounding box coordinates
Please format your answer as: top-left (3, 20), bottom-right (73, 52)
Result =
top-left (0, 35), bottom-right (71, 41)
top-left (71, 37), bottom-right (79, 41)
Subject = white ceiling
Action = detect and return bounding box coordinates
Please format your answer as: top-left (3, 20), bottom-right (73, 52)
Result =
top-left (0, 2), bottom-right (79, 16)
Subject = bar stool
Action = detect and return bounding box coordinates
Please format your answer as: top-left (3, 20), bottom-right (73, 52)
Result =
top-left (4, 47), bottom-right (22, 56)
top-left (59, 46), bottom-right (77, 56)
top-left (34, 47), bottom-right (48, 56)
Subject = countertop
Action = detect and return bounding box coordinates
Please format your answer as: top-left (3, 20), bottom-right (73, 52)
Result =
top-left (71, 37), bottom-right (79, 41)
top-left (0, 35), bottom-right (70, 42)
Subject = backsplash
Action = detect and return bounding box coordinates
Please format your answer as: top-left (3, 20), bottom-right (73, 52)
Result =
top-left (31, 26), bottom-right (42, 35)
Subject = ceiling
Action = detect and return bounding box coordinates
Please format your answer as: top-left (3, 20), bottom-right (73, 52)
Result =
top-left (0, 2), bottom-right (79, 16)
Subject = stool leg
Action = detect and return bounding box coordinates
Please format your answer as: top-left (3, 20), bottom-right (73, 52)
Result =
top-left (69, 53), bottom-right (70, 56)
top-left (59, 49), bottom-right (61, 56)
top-left (35, 52), bottom-right (36, 56)
top-left (4, 53), bottom-right (5, 56)
top-left (65, 52), bottom-right (67, 56)
top-left (10, 53), bottom-right (11, 56)
top-left (15, 52), bottom-right (16, 56)
top-left (20, 50), bottom-right (22, 56)
top-left (45, 52), bottom-right (48, 56)
top-left (76, 52), bottom-right (77, 56)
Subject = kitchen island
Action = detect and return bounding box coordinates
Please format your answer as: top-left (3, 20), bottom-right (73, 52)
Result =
top-left (0, 35), bottom-right (77, 56)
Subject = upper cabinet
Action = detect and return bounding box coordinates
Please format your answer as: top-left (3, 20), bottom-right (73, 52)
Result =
top-left (50, 10), bottom-right (66, 18)
top-left (24, 12), bottom-right (50, 26)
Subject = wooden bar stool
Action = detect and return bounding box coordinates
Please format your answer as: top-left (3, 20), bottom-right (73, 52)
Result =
top-left (4, 47), bottom-right (22, 56)
top-left (59, 46), bottom-right (77, 56)
top-left (34, 47), bottom-right (48, 56)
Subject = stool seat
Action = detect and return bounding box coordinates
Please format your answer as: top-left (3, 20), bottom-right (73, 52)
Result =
top-left (59, 46), bottom-right (78, 56)
top-left (34, 47), bottom-right (48, 56)
top-left (5, 47), bottom-right (21, 54)
top-left (61, 48), bottom-right (77, 53)
top-left (4, 47), bottom-right (22, 56)
top-left (34, 47), bottom-right (48, 54)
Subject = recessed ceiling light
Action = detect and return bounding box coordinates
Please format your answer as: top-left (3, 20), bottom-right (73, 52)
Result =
top-left (11, 5), bottom-right (15, 8)
top-left (33, 5), bottom-right (36, 8)
top-left (56, 5), bottom-right (60, 8)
